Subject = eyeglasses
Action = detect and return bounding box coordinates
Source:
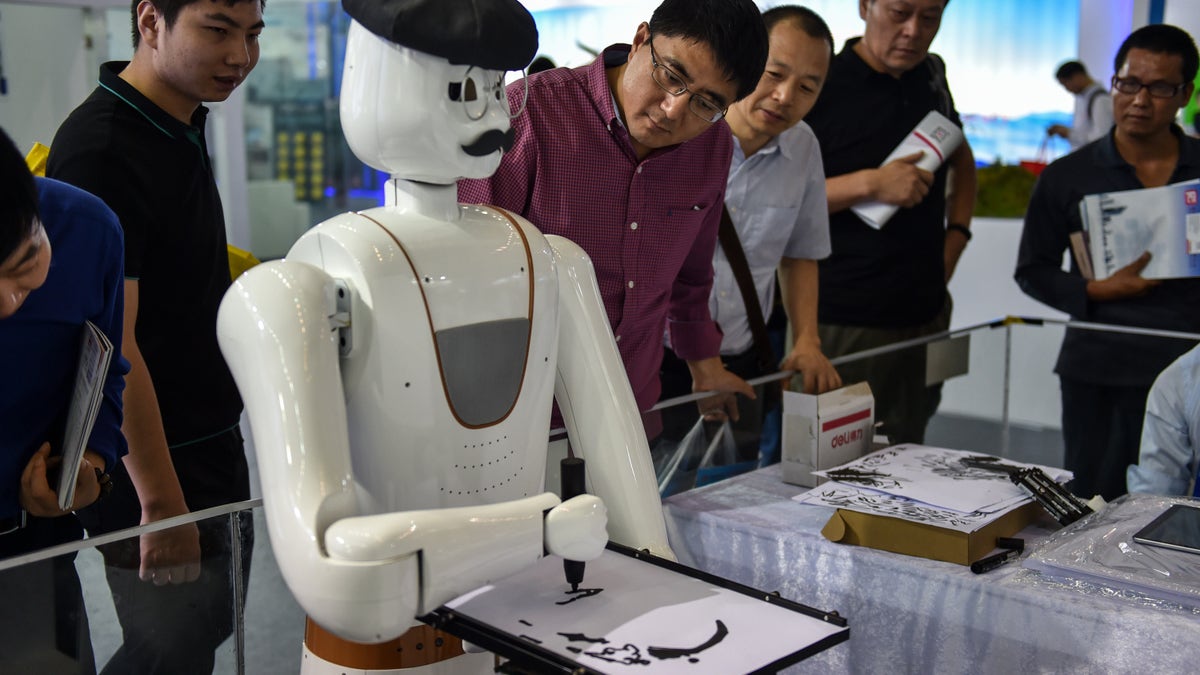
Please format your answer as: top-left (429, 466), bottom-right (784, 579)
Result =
top-left (1111, 75), bottom-right (1187, 99)
top-left (448, 66), bottom-right (530, 121)
top-left (647, 37), bottom-right (727, 123)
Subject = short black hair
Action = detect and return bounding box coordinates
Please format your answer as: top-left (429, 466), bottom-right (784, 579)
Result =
top-left (1055, 60), bottom-right (1087, 80)
top-left (0, 128), bottom-right (41, 267)
top-left (131, 0), bottom-right (266, 48)
top-left (648, 0), bottom-right (769, 103)
top-left (763, 5), bottom-right (834, 61)
top-left (1114, 23), bottom-right (1199, 85)
top-left (529, 56), bottom-right (556, 74)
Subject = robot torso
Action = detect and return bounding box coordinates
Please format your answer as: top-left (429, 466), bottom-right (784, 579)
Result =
top-left (286, 203), bottom-right (559, 514)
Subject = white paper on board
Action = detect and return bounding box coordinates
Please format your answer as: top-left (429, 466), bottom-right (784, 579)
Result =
top-left (443, 549), bottom-right (846, 674)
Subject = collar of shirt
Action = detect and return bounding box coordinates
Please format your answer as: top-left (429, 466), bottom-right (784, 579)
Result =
top-left (836, 36), bottom-right (934, 87)
top-left (602, 44), bottom-right (630, 131)
top-left (1094, 123), bottom-right (1200, 172)
top-left (98, 61), bottom-right (209, 145)
top-left (731, 131), bottom-right (786, 173)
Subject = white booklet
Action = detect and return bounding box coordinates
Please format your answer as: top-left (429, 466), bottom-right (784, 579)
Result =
top-left (57, 320), bottom-right (114, 510)
top-left (851, 110), bottom-right (964, 229)
top-left (1077, 178), bottom-right (1200, 280)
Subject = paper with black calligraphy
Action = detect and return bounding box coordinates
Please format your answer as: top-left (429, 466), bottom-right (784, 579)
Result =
top-left (805, 444), bottom-right (1072, 515)
top-left (442, 549), bottom-right (845, 673)
top-left (793, 481), bottom-right (1030, 532)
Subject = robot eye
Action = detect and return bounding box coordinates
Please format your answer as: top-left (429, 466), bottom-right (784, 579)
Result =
top-left (448, 78), bottom-right (480, 102)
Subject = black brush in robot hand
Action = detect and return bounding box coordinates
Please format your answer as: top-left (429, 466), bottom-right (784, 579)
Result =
top-left (560, 456), bottom-right (587, 591)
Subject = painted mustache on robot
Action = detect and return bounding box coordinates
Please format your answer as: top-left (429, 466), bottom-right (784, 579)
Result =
top-left (461, 128), bottom-right (515, 157)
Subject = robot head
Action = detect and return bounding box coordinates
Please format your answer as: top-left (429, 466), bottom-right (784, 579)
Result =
top-left (340, 0), bottom-right (538, 184)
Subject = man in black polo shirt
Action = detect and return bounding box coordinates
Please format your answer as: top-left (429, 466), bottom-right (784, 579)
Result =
top-left (1016, 24), bottom-right (1200, 501)
top-left (47, 1), bottom-right (264, 672)
top-left (804, 0), bottom-right (976, 444)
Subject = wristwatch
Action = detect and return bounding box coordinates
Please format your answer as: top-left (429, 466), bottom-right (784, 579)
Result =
top-left (945, 223), bottom-right (972, 241)
top-left (94, 468), bottom-right (113, 501)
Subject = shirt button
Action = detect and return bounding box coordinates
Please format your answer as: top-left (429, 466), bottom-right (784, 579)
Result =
top-left (628, 280), bottom-right (635, 289)
top-left (636, 166), bottom-right (643, 174)
top-left (615, 335), bottom-right (622, 342)
top-left (630, 222), bottom-right (638, 230)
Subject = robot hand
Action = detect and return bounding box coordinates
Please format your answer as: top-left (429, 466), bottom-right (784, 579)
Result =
top-left (544, 494), bottom-right (608, 561)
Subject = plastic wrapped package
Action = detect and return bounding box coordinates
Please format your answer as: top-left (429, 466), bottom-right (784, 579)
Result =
top-left (1021, 493), bottom-right (1200, 610)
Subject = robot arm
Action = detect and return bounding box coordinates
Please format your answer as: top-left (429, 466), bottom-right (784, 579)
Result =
top-left (218, 261), bottom-right (598, 643)
top-left (325, 491), bottom-right (606, 608)
top-left (219, 261), bottom-right (415, 642)
top-left (547, 235), bottom-right (674, 559)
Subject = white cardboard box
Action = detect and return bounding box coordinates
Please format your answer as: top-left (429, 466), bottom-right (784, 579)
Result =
top-left (781, 382), bottom-right (875, 487)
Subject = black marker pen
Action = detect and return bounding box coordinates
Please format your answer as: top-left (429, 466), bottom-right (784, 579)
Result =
top-left (560, 457), bottom-right (586, 591)
top-left (970, 547), bottom-right (1022, 574)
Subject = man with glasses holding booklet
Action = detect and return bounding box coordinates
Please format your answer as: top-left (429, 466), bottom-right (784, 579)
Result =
top-left (459, 0), bottom-right (768, 439)
top-left (1016, 24), bottom-right (1200, 502)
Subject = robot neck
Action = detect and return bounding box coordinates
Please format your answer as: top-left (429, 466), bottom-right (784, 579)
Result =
top-left (384, 178), bottom-right (460, 222)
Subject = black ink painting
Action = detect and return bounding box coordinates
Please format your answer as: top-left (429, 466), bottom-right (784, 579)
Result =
top-left (815, 485), bottom-right (987, 528)
top-left (556, 587), bottom-right (603, 606)
top-left (824, 467), bottom-right (901, 490)
top-left (435, 548), bottom-right (848, 673)
top-left (647, 620), bottom-right (729, 663)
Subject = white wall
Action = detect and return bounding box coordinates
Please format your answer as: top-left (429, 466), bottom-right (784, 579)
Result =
top-left (1163, 1), bottom-right (1200, 51)
top-left (1078, 0), bottom-right (1137, 83)
top-left (0, 3), bottom-right (93, 150)
top-left (941, 218), bottom-right (1067, 429)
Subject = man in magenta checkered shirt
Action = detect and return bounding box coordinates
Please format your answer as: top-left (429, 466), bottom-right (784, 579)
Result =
top-left (459, 0), bottom-right (769, 438)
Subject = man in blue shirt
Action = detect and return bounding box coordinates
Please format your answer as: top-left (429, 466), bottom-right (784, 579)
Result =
top-left (710, 5), bottom-right (841, 395)
top-left (0, 126), bottom-right (128, 673)
top-left (1128, 344), bottom-right (1200, 496)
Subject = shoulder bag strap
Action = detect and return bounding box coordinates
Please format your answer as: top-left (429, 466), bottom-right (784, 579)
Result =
top-left (717, 205), bottom-right (777, 375)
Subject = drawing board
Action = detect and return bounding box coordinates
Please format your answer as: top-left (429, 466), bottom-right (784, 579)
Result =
top-left (425, 544), bottom-right (848, 674)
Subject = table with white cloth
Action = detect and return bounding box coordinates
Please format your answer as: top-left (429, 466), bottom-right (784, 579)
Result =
top-left (661, 464), bottom-right (1200, 674)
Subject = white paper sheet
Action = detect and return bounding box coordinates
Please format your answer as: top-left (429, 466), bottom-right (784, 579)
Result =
top-left (813, 444), bottom-right (1071, 514)
top-left (441, 549), bottom-right (846, 674)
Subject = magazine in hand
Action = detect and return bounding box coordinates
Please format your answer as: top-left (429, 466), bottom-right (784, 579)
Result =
top-left (851, 110), bottom-right (964, 229)
top-left (57, 320), bottom-right (114, 510)
top-left (1075, 178), bottom-right (1200, 280)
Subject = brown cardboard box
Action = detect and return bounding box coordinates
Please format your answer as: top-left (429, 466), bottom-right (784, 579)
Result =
top-left (820, 501), bottom-right (1042, 565)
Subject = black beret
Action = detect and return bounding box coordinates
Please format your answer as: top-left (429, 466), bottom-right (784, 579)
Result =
top-left (342, 0), bottom-right (538, 71)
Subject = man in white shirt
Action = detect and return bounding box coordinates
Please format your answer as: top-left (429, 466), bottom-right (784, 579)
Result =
top-left (1127, 343), bottom-right (1200, 497)
top-left (660, 5), bottom-right (841, 465)
top-left (1048, 60), bottom-right (1114, 149)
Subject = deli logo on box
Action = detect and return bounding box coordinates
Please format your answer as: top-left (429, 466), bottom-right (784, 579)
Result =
top-left (781, 382), bottom-right (875, 487)
top-left (824, 408), bottom-right (872, 448)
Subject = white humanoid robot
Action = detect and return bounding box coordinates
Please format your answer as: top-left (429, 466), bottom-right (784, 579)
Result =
top-left (216, 1), bottom-right (672, 673)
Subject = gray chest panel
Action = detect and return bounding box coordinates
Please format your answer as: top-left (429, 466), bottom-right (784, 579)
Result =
top-left (436, 318), bottom-right (530, 426)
